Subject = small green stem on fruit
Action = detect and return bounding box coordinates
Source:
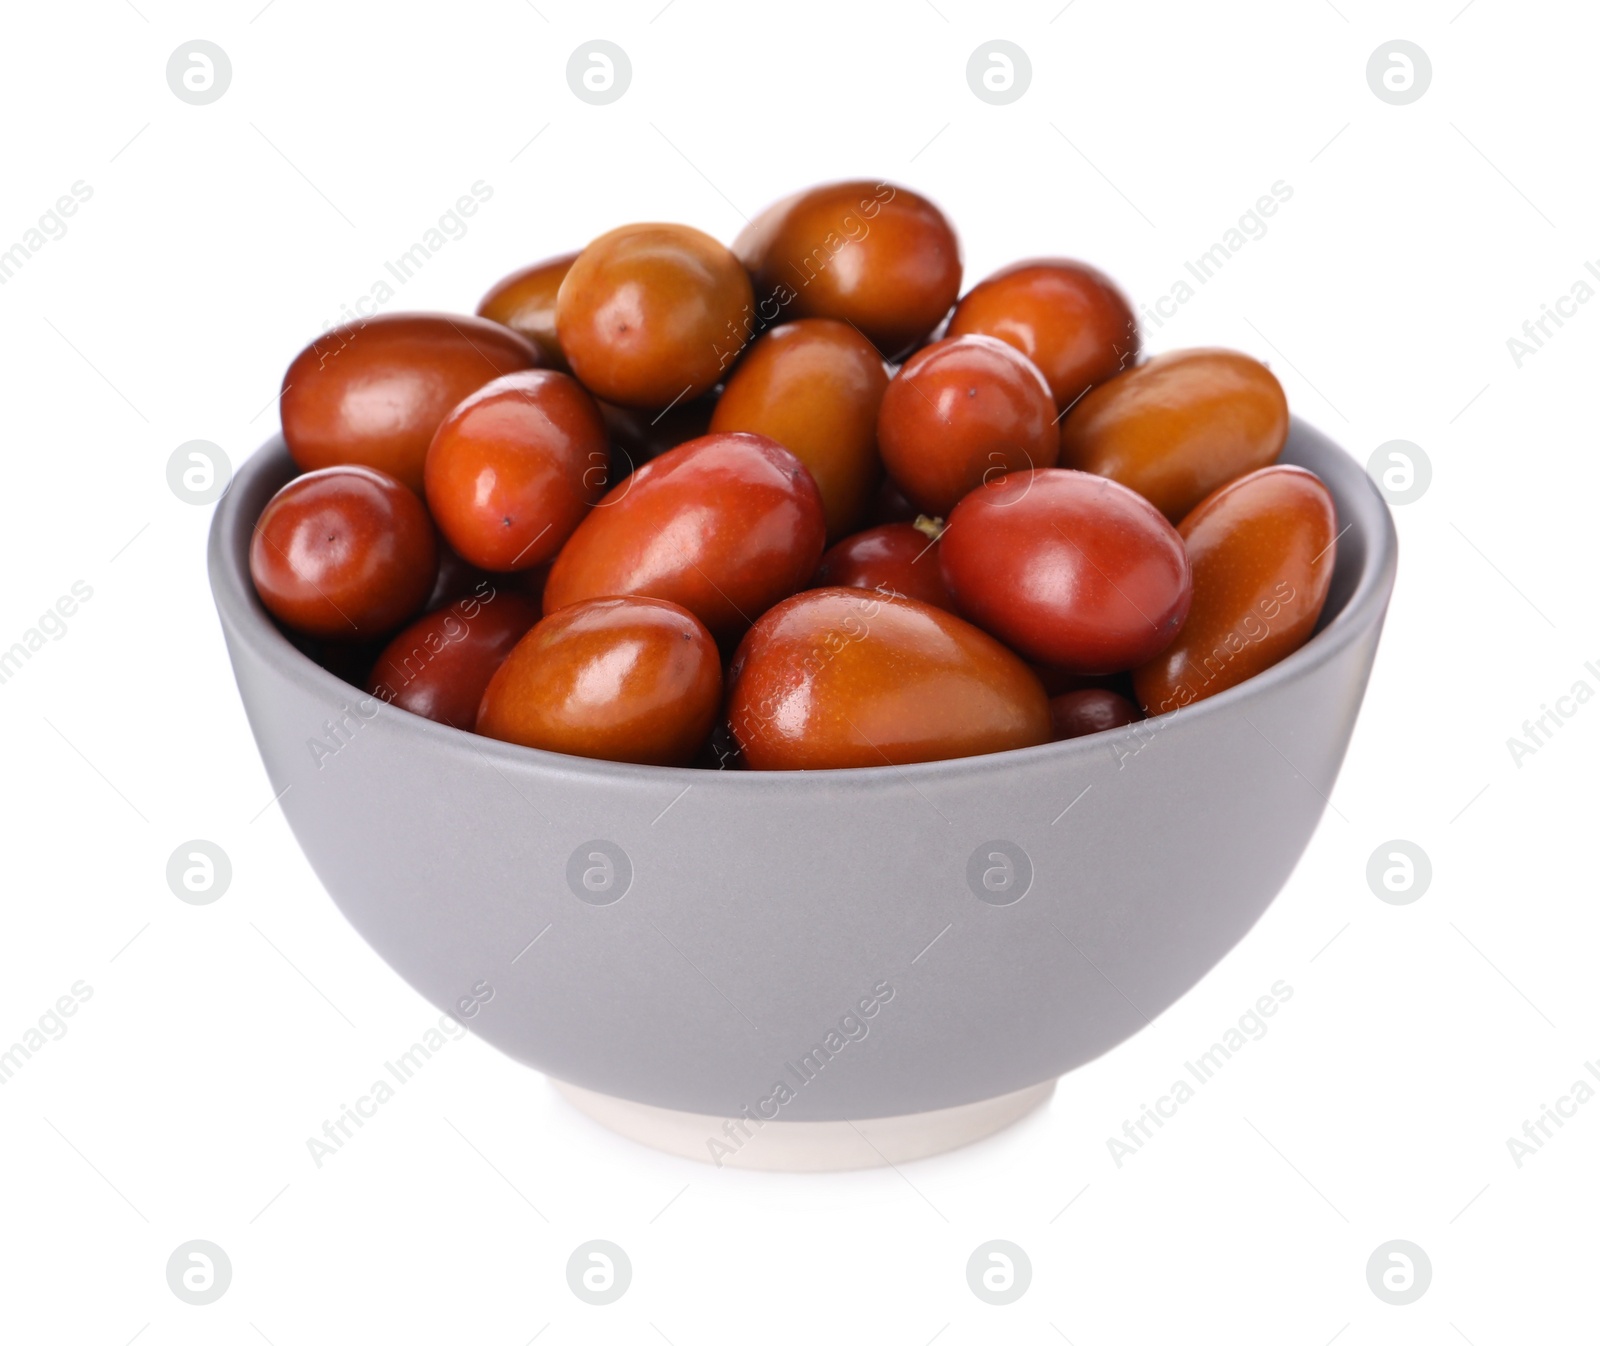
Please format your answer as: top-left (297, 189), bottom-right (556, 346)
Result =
top-left (912, 513), bottom-right (945, 541)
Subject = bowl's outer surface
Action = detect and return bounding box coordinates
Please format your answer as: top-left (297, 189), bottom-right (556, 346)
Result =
top-left (209, 420), bottom-right (1396, 1122)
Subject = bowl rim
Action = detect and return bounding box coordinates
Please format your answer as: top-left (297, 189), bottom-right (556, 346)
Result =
top-left (208, 419), bottom-right (1398, 789)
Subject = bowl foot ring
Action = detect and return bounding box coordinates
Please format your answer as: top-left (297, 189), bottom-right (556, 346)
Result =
top-left (551, 1078), bottom-right (1056, 1171)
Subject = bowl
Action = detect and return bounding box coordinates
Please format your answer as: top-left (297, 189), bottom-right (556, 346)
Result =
top-left (209, 418), bottom-right (1396, 1169)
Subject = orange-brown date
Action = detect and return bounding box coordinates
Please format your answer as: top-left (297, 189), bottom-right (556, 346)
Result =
top-left (476, 252), bottom-right (578, 370)
top-left (280, 313), bottom-right (540, 494)
top-left (734, 181), bottom-right (961, 360)
top-left (367, 588), bottom-right (542, 730)
top-left (727, 588), bottom-right (1050, 770)
top-left (542, 431), bottom-right (826, 642)
top-left (250, 465), bottom-right (438, 640)
top-left (556, 223), bottom-right (752, 408)
top-left (423, 369), bottom-right (608, 572)
top-left (877, 334), bottom-right (1058, 516)
top-left (477, 597), bottom-right (721, 766)
top-left (1133, 465), bottom-right (1337, 714)
top-left (1057, 348), bottom-right (1289, 523)
top-left (939, 468), bottom-right (1191, 675)
top-left (947, 259), bottom-right (1138, 411)
top-left (710, 318), bottom-right (888, 538)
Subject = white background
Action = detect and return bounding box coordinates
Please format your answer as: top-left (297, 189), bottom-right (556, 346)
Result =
top-left (1, 0), bottom-right (1595, 1341)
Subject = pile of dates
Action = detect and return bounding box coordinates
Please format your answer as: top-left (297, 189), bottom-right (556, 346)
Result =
top-left (249, 179), bottom-right (1338, 770)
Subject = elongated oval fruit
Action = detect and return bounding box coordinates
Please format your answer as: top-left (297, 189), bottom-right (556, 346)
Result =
top-left (556, 222), bottom-right (753, 408)
top-left (366, 586), bottom-right (541, 730)
top-left (727, 588), bottom-right (1050, 770)
top-left (939, 468), bottom-right (1191, 675)
top-left (947, 258), bottom-right (1138, 410)
top-left (710, 318), bottom-right (888, 539)
top-left (1133, 465), bottom-right (1337, 715)
top-left (423, 369), bottom-right (608, 572)
top-left (476, 251), bottom-right (578, 370)
top-left (877, 334), bottom-right (1058, 516)
top-left (477, 597), bottom-right (721, 766)
top-left (250, 465), bottom-right (437, 639)
top-left (1057, 347), bottom-right (1288, 522)
top-left (734, 180), bottom-right (962, 359)
top-left (281, 312), bottom-right (540, 493)
top-left (542, 431), bottom-right (826, 641)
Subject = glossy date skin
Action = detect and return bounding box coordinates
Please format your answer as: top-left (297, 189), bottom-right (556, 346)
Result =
top-left (877, 334), bottom-right (1058, 516)
top-left (1058, 348), bottom-right (1289, 522)
top-left (1133, 465), bottom-right (1336, 715)
top-left (366, 586), bottom-right (542, 730)
top-left (813, 523), bottom-right (954, 612)
top-left (476, 252), bottom-right (579, 370)
top-left (542, 431), bottom-right (826, 641)
top-left (281, 313), bottom-right (540, 494)
top-left (556, 223), bottom-right (753, 409)
top-left (476, 597), bottom-right (721, 766)
top-left (939, 468), bottom-right (1192, 675)
top-left (734, 181), bottom-right (962, 360)
top-left (423, 369), bottom-right (608, 572)
top-left (1049, 687), bottom-right (1142, 741)
top-left (250, 465), bottom-right (438, 639)
top-left (727, 588), bottom-right (1050, 770)
top-left (947, 259), bottom-right (1138, 411)
top-left (710, 318), bottom-right (889, 539)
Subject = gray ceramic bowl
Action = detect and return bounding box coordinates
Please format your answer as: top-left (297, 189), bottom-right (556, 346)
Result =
top-left (209, 420), bottom-right (1395, 1141)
